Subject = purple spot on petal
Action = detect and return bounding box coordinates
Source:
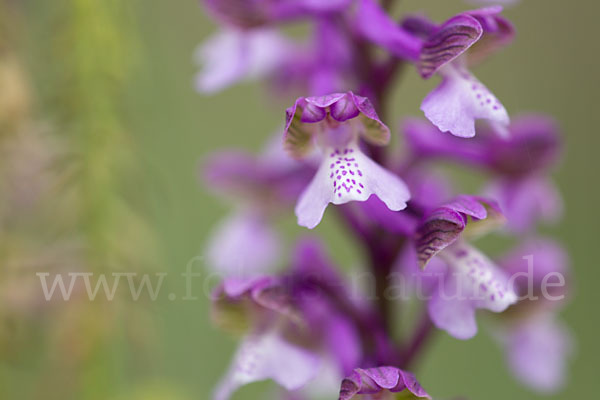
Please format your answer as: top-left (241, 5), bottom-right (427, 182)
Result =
top-left (455, 249), bottom-right (468, 258)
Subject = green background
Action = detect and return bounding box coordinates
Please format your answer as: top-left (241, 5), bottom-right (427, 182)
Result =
top-left (2, 0), bottom-right (598, 399)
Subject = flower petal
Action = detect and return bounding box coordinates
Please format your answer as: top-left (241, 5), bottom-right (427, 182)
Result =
top-left (504, 313), bottom-right (572, 393)
top-left (212, 276), bottom-right (301, 335)
top-left (499, 237), bottom-right (569, 287)
top-left (418, 14), bottom-right (483, 79)
top-left (415, 194), bottom-right (496, 269)
top-left (355, 0), bottom-right (422, 61)
top-left (206, 211), bottom-right (280, 278)
top-left (465, 6), bottom-right (516, 65)
top-left (403, 118), bottom-right (489, 164)
top-left (484, 176), bottom-right (562, 233)
top-left (360, 196), bottom-right (419, 235)
top-left (324, 314), bottom-right (362, 376)
top-left (485, 114), bottom-right (561, 175)
top-left (295, 143), bottom-right (409, 229)
top-left (213, 332), bottom-right (320, 400)
top-left (195, 29), bottom-right (292, 93)
top-left (429, 242), bottom-right (518, 339)
top-left (351, 92), bottom-right (391, 145)
top-left (284, 92), bottom-right (390, 158)
top-left (421, 64), bottom-right (509, 138)
top-left (202, 139), bottom-right (313, 208)
top-left (428, 285), bottom-right (479, 340)
top-left (291, 237), bottom-right (345, 287)
top-left (415, 207), bottom-right (466, 269)
top-left (339, 366), bottom-right (431, 399)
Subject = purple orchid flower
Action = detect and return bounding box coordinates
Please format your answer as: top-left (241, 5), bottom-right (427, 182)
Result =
top-left (406, 7), bottom-right (514, 138)
top-left (484, 174), bottom-right (563, 234)
top-left (205, 210), bottom-right (281, 277)
top-left (195, 27), bottom-right (295, 94)
top-left (196, 0), bottom-right (572, 396)
top-left (284, 92), bottom-right (410, 229)
top-left (494, 238), bottom-right (572, 393)
top-left (339, 366), bottom-right (431, 400)
top-left (503, 312), bottom-right (572, 393)
top-left (203, 135), bottom-right (313, 276)
top-left (403, 115), bottom-right (563, 233)
top-left (212, 239), bottom-right (365, 399)
top-left (415, 195), bottom-right (518, 339)
top-left (403, 115), bottom-right (560, 173)
top-left (480, 115), bottom-right (563, 232)
top-left (211, 275), bottom-right (323, 400)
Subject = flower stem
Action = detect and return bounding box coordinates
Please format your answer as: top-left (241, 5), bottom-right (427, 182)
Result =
top-left (400, 310), bottom-right (435, 369)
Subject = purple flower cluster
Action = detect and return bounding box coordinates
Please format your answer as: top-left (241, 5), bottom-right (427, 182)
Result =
top-left (198, 0), bottom-right (571, 398)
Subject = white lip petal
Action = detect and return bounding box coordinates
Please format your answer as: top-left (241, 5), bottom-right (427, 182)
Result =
top-left (295, 142), bottom-right (409, 229)
top-left (421, 64), bottom-right (509, 138)
top-left (213, 332), bottom-right (320, 400)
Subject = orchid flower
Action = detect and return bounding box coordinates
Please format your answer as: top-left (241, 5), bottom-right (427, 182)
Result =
top-left (284, 92), bottom-right (410, 228)
top-left (409, 7), bottom-right (514, 137)
top-left (403, 115), bottom-right (563, 233)
top-left (503, 312), bottom-right (572, 393)
top-left (195, 0), bottom-right (573, 397)
top-left (485, 175), bottom-right (562, 233)
top-left (481, 115), bottom-right (563, 232)
top-left (195, 28), bottom-right (294, 94)
top-left (494, 238), bottom-right (572, 393)
top-left (415, 195), bottom-right (518, 339)
top-left (203, 135), bottom-right (312, 277)
top-left (212, 240), bottom-right (364, 399)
